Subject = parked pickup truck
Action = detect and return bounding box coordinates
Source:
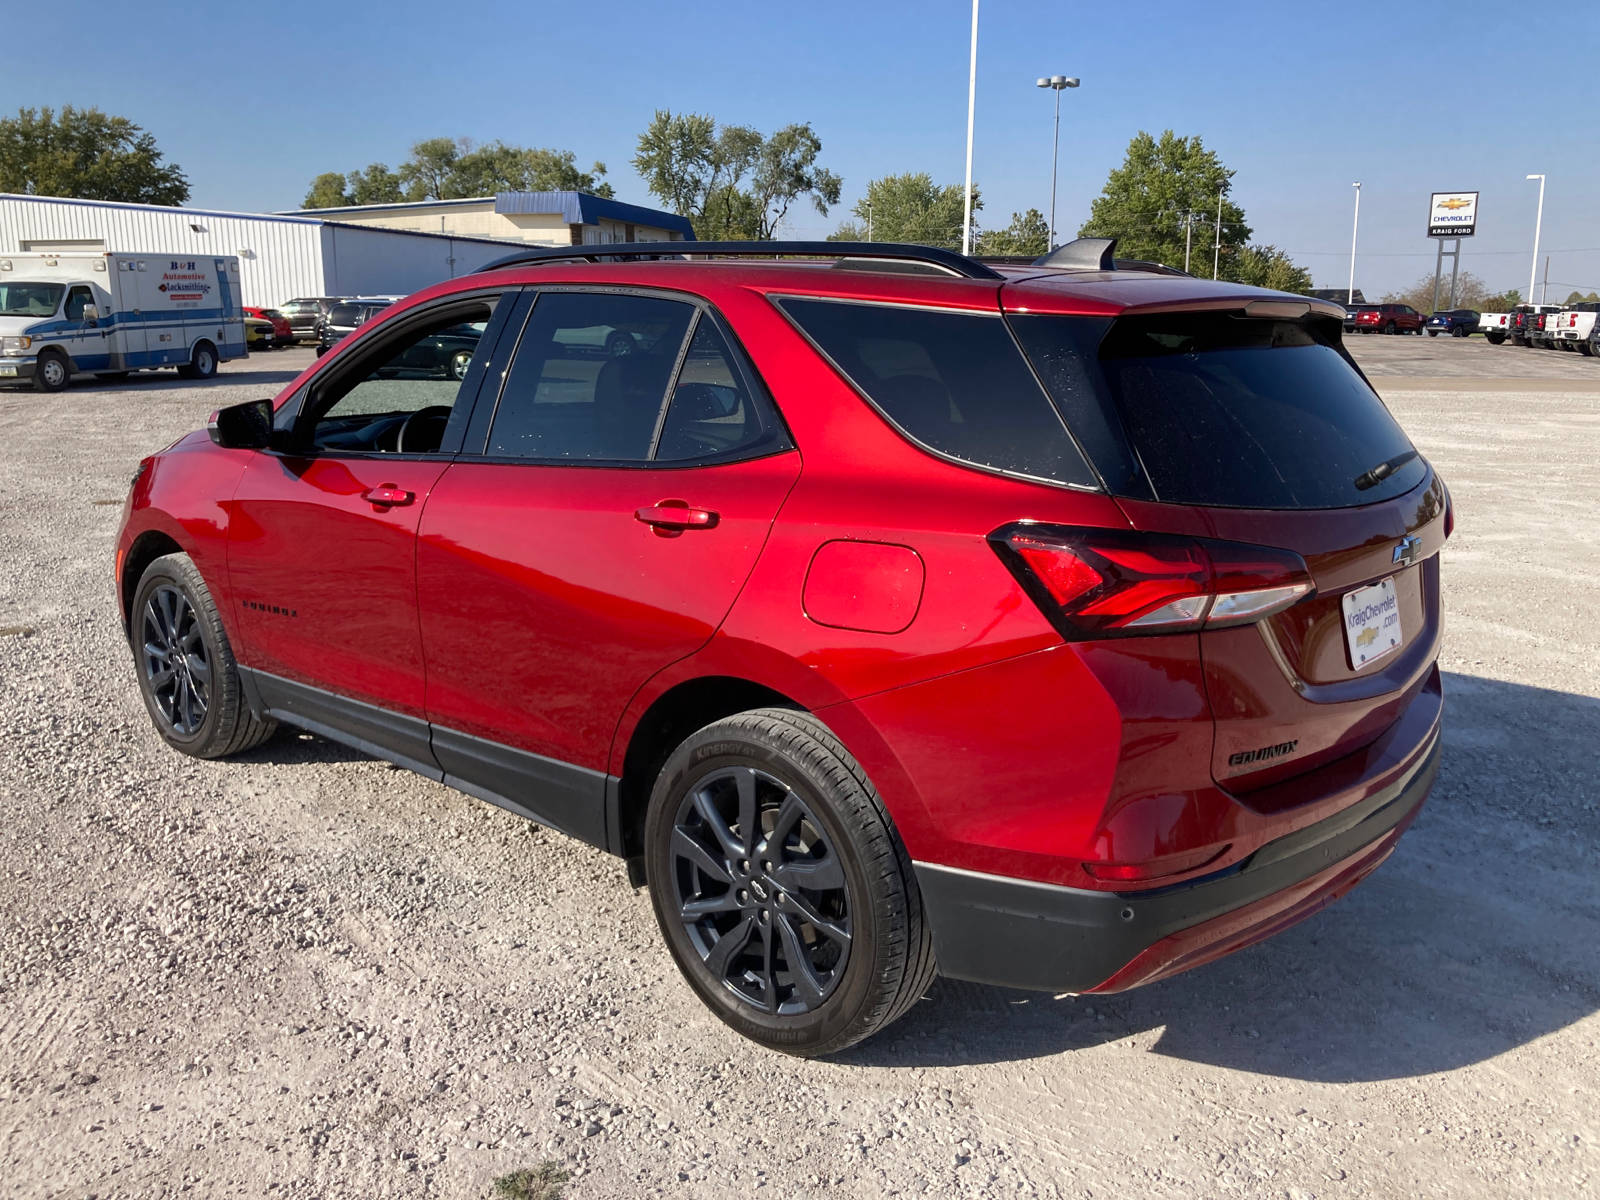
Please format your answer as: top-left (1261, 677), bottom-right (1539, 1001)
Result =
top-left (1478, 312), bottom-right (1511, 344)
top-left (1509, 304), bottom-right (1564, 347)
top-left (1547, 302), bottom-right (1600, 355)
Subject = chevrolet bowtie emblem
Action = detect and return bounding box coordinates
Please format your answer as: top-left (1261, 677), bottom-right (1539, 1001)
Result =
top-left (1392, 534), bottom-right (1422, 567)
top-left (1357, 626), bottom-right (1379, 647)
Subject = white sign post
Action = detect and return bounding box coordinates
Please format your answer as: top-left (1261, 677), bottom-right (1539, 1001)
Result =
top-left (1427, 191), bottom-right (1478, 312)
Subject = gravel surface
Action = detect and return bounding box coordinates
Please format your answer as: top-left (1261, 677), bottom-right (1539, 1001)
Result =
top-left (2, 345), bottom-right (1596, 1199)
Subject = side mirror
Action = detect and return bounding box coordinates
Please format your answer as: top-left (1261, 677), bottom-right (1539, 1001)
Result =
top-left (207, 399), bottom-right (274, 450)
top-left (81, 304), bottom-right (99, 325)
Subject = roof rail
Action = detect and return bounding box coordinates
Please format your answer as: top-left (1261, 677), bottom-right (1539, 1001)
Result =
top-left (472, 240), bottom-right (1005, 281)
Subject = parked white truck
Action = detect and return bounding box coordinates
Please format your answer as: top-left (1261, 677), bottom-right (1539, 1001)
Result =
top-left (1547, 303), bottom-right (1600, 355)
top-left (0, 252), bottom-right (246, 391)
top-left (1477, 311), bottom-right (1512, 345)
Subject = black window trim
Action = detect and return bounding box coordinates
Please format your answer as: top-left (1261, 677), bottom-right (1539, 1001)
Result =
top-left (463, 282), bottom-right (797, 471)
top-left (282, 286), bottom-right (512, 461)
top-left (767, 291), bottom-right (1105, 494)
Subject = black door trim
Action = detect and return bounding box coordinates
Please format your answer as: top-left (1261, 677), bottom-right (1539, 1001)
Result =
top-left (241, 667), bottom-right (443, 780)
top-left (237, 666), bottom-right (615, 853)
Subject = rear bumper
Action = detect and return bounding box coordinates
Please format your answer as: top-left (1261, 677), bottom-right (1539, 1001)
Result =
top-left (915, 729), bottom-right (1438, 993)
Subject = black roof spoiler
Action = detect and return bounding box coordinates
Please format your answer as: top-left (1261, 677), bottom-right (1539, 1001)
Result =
top-left (472, 240), bottom-right (1005, 282)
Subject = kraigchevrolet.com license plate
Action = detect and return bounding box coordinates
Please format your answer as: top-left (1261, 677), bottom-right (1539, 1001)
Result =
top-left (1342, 576), bottom-right (1403, 668)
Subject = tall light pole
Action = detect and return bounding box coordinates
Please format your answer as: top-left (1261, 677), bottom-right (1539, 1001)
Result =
top-left (1348, 182), bottom-right (1362, 305)
top-left (1526, 174), bottom-right (1546, 304)
top-left (962, 0), bottom-right (979, 257)
top-left (1212, 192), bottom-right (1223, 279)
top-left (1035, 74), bottom-right (1080, 251)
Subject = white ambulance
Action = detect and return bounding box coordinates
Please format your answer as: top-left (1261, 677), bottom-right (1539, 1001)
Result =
top-left (0, 252), bottom-right (247, 391)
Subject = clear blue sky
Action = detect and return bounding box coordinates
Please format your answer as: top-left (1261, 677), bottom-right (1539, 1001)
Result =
top-left (8, 2), bottom-right (1599, 299)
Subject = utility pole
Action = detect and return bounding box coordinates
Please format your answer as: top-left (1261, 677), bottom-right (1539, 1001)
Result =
top-left (962, 0), bottom-right (979, 257)
top-left (1035, 75), bottom-right (1079, 251)
top-left (1526, 174), bottom-right (1545, 305)
top-left (1213, 192), bottom-right (1222, 280)
top-left (1348, 183), bottom-right (1361, 305)
top-left (1543, 255), bottom-right (1550, 304)
top-left (1184, 212), bottom-right (1194, 274)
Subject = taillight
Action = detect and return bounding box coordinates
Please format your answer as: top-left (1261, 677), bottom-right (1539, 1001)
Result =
top-left (991, 524), bottom-right (1314, 640)
top-left (1443, 481), bottom-right (1455, 539)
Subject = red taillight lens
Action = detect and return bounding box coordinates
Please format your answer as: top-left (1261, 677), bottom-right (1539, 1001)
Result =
top-left (992, 524), bottom-right (1314, 640)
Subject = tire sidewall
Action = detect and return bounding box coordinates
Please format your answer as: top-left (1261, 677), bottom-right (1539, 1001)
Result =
top-left (644, 721), bottom-right (889, 1055)
top-left (193, 343), bottom-right (218, 378)
top-left (130, 558), bottom-right (228, 754)
top-left (36, 351), bottom-right (69, 392)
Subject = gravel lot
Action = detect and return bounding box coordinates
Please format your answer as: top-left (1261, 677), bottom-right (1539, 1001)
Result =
top-left (2, 340), bottom-right (1597, 1199)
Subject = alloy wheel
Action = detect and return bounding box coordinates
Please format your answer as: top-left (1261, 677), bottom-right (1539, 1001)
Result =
top-left (669, 766), bottom-right (852, 1015)
top-left (140, 584), bottom-right (211, 735)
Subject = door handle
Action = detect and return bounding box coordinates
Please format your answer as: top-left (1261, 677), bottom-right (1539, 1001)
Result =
top-left (362, 484), bottom-right (415, 510)
top-left (635, 502), bottom-right (719, 531)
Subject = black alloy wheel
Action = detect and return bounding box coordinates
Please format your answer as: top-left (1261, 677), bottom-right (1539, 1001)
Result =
top-left (130, 553), bottom-right (276, 758)
top-left (1385, 320), bottom-right (1397, 334)
top-left (668, 764), bottom-right (853, 1016)
top-left (140, 583), bottom-right (211, 736)
top-left (645, 708), bottom-right (935, 1056)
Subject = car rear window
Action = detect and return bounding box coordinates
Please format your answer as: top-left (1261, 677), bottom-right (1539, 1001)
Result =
top-left (1012, 311), bottom-right (1426, 510)
top-left (329, 303), bottom-right (363, 325)
top-left (774, 297), bottom-right (1097, 489)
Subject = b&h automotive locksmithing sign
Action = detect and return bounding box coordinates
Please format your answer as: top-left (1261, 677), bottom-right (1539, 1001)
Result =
top-left (1428, 192), bottom-right (1479, 238)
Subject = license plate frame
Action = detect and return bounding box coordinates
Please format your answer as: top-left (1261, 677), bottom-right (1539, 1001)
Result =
top-left (1341, 576), bottom-right (1403, 669)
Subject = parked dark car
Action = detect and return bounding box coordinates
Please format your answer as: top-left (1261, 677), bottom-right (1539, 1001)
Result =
top-left (1509, 304), bottom-right (1564, 347)
top-left (374, 320), bottom-right (485, 381)
top-left (280, 297), bottom-right (341, 341)
top-left (1425, 309), bottom-right (1479, 337)
top-left (1353, 304), bottom-right (1424, 335)
top-left (316, 300), bottom-right (394, 356)
top-left (118, 238), bottom-right (1449, 1056)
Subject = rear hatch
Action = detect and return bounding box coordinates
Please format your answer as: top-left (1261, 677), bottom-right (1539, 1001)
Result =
top-left (1007, 300), bottom-right (1446, 806)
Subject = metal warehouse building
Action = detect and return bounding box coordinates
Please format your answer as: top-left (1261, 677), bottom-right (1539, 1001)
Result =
top-left (0, 193), bottom-right (526, 310)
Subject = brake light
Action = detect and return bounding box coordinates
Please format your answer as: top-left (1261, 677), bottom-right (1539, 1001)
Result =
top-left (991, 524), bottom-right (1314, 640)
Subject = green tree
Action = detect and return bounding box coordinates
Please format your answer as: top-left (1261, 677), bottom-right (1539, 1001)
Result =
top-left (305, 137), bottom-right (611, 209)
top-left (1079, 130), bottom-right (1247, 274)
top-left (633, 111), bottom-right (840, 240)
top-left (1564, 290), bottom-right (1600, 304)
top-left (1382, 270), bottom-right (1524, 313)
top-left (978, 208), bottom-right (1049, 256)
top-left (1233, 245), bottom-right (1314, 294)
top-left (0, 105), bottom-right (188, 205)
top-left (830, 173), bottom-right (978, 250)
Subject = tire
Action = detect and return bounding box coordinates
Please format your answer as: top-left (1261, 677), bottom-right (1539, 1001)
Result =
top-left (1428, 330), bottom-right (1438, 337)
top-left (1486, 332), bottom-right (1506, 345)
top-left (605, 330), bottom-right (636, 357)
top-left (33, 349), bottom-right (71, 393)
top-left (315, 345), bottom-right (328, 357)
top-left (448, 348), bottom-right (474, 380)
top-left (644, 708), bottom-right (935, 1057)
top-left (130, 553), bottom-right (277, 759)
top-left (177, 341), bottom-right (219, 380)
top-left (1582, 339), bottom-right (1597, 357)
top-left (1384, 321), bottom-right (1397, 335)
top-left (1452, 325), bottom-right (1467, 338)
top-left (95, 371), bottom-right (131, 382)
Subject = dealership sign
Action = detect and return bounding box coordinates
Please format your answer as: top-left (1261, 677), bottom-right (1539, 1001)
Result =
top-left (1428, 191), bottom-right (1478, 238)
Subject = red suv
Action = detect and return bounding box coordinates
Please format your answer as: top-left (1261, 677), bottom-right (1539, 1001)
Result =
top-left (115, 239), bottom-right (1448, 1056)
top-left (242, 306), bottom-right (295, 347)
top-left (1353, 303), bottom-right (1424, 335)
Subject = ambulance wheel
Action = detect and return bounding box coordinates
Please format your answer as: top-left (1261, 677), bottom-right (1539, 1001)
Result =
top-left (34, 350), bottom-right (71, 393)
top-left (177, 341), bottom-right (219, 381)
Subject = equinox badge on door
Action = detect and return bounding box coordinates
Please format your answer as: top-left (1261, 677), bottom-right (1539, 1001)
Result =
top-left (1392, 535), bottom-right (1422, 567)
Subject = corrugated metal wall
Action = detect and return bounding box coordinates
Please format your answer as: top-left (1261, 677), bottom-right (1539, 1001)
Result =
top-left (1, 196), bottom-right (522, 309)
top-left (0, 196), bottom-right (324, 308)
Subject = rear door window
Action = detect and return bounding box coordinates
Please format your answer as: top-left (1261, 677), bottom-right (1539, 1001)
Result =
top-left (1016, 310), bottom-right (1425, 510)
top-left (485, 292), bottom-right (696, 461)
top-left (774, 297), bottom-right (1097, 489)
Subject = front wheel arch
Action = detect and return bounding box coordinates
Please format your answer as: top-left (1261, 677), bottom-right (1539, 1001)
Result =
top-left (121, 529), bottom-right (184, 634)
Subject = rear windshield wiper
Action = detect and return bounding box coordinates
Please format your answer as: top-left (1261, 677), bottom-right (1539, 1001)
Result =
top-left (1354, 450), bottom-right (1418, 491)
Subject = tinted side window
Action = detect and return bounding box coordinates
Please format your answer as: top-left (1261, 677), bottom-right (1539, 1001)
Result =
top-left (487, 292), bottom-right (695, 461)
top-left (64, 286), bottom-right (93, 320)
top-left (655, 318), bottom-right (786, 461)
top-left (329, 303), bottom-right (363, 326)
top-left (775, 297), bottom-right (1097, 488)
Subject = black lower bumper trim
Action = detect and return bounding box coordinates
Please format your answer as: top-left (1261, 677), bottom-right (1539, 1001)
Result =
top-left (915, 733), bottom-right (1439, 992)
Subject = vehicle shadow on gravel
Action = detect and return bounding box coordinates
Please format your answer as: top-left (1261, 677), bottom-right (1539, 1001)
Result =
top-left (233, 728), bottom-right (377, 768)
top-left (843, 673), bottom-right (1600, 1083)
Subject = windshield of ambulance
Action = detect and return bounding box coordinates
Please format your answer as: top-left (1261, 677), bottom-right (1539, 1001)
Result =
top-left (0, 283), bottom-right (65, 317)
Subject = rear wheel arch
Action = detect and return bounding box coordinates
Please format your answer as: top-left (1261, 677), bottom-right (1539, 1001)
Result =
top-left (615, 675), bottom-right (799, 859)
top-left (121, 530), bottom-right (184, 633)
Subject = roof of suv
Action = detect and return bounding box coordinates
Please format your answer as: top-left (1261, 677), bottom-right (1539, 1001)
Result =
top-left (453, 239), bottom-right (1344, 323)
